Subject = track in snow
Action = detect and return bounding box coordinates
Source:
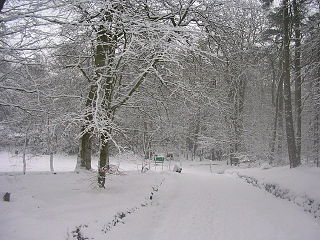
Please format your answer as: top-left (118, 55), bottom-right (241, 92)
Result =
top-left (106, 172), bottom-right (320, 240)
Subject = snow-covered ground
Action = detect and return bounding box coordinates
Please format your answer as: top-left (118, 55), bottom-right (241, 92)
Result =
top-left (107, 172), bottom-right (320, 240)
top-left (0, 151), bottom-right (144, 173)
top-left (226, 165), bottom-right (320, 202)
top-left (225, 165), bottom-right (320, 220)
top-left (1, 152), bottom-right (320, 240)
top-left (0, 151), bottom-right (78, 173)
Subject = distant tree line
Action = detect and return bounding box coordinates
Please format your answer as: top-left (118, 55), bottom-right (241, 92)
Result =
top-left (0, 0), bottom-right (319, 187)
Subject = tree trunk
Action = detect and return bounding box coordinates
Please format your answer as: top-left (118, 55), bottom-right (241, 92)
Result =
top-left (50, 152), bottom-right (54, 172)
top-left (77, 9), bottom-right (117, 174)
top-left (77, 83), bottom-right (97, 170)
top-left (228, 75), bottom-right (246, 154)
top-left (270, 53), bottom-right (285, 164)
top-left (270, 78), bottom-right (281, 164)
top-left (314, 36), bottom-right (320, 167)
top-left (143, 121), bottom-right (151, 159)
top-left (77, 130), bottom-right (92, 170)
top-left (293, 0), bottom-right (302, 164)
top-left (277, 79), bottom-right (284, 163)
top-left (237, 78), bottom-right (246, 152)
top-left (282, 0), bottom-right (298, 168)
top-left (98, 134), bottom-right (110, 188)
top-left (0, 0), bottom-right (6, 12)
top-left (315, 113), bottom-right (319, 167)
top-left (97, 79), bottom-right (115, 188)
top-left (46, 117), bottom-right (55, 172)
top-left (95, 13), bottom-right (117, 187)
top-left (22, 132), bottom-right (28, 175)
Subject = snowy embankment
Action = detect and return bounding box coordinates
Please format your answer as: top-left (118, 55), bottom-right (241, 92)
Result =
top-left (226, 166), bottom-right (320, 220)
top-left (0, 151), bottom-right (165, 240)
top-left (0, 169), bottom-right (166, 240)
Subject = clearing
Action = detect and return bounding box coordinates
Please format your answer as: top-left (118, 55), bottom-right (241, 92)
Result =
top-left (0, 152), bottom-right (319, 240)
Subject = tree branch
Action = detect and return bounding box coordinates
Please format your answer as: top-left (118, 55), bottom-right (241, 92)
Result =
top-left (111, 58), bottom-right (159, 111)
top-left (0, 101), bottom-right (44, 114)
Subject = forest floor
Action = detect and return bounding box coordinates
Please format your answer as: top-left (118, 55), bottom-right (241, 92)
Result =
top-left (0, 151), bottom-right (320, 240)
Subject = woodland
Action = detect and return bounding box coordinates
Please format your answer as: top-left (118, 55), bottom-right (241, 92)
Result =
top-left (0, 0), bottom-right (319, 187)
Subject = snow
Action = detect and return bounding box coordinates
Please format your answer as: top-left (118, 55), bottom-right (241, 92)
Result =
top-left (107, 173), bottom-right (320, 240)
top-left (0, 151), bottom-right (143, 173)
top-left (0, 152), bottom-right (77, 173)
top-left (226, 165), bottom-right (320, 203)
top-left (1, 152), bottom-right (320, 240)
top-left (0, 170), bottom-right (164, 240)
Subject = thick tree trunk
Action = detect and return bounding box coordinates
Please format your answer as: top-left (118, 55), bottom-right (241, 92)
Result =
top-left (315, 41), bottom-right (320, 167)
top-left (270, 56), bottom-right (284, 164)
top-left (77, 130), bottom-right (92, 170)
top-left (293, 0), bottom-right (302, 163)
top-left (98, 134), bottom-right (110, 188)
top-left (228, 75), bottom-right (246, 154)
top-left (315, 113), bottom-right (319, 167)
top-left (77, 83), bottom-right (97, 170)
top-left (77, 13), bottom-right (114, 172)
top-left (98, 80), bottom-right (115, 188)
top-left (0, 0), bottom-right (6, 12)
top-left (270, 78), bottom-right (283, 164)
top-left (77, 8), bottom-right (115, 174)
top-left (95, 14), bottom-right (117, 187)
top-left (282, 0), bottom-right (299, 168)
top-left (277, 79), bottom-right (284, 162)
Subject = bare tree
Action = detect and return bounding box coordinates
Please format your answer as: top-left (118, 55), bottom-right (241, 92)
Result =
top-left (282, 0), bottom-right (299, 167)
top-left (293, 0), bottom-right (303, 163)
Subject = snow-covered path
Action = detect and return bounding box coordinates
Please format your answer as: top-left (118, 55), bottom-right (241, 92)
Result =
top-left (1, 153), bottom-right (320, 240)
top-left (107, 172), bottom-right (320, 240)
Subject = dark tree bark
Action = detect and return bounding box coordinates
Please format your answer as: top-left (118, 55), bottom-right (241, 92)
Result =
top-left (77, 84), bottom-right (97, 170)
top-left (0, 0), bottom-right (6, 12)
top-left (315, 41), bottom-right (320, 167)
top-left (143, 121), bottom-right (153, 159)
top-left (270, 53), bottom-right (283, 164)
top-left (270, 92), bottom-right (279, 163)
top-left (293, 0), bottom-right (302, 164)
top-left (270, 76), bottom-right (283, 163)
top-left (192, 119), bottom-right (200, 161)
top-left (227, 67), bottom-right (246, 154)
top-left (315, 113), bottom-right (320, 167)
top-left (98, 133), bottom-right (110, 188)
top-left (234, 79), bottom-right (246, 153)
top-left (97, 31), bottom-right (115, 187)
top-left (282, 0), bottom-right (299, 167)
top-left (78, 129), bottom-right (93, 170)
top-left (77, 9), bottom-right (115, 173)
top-left (277, 76), bottom-right (284, 160)
top-left (95, 5), bottom-right (122, 187)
